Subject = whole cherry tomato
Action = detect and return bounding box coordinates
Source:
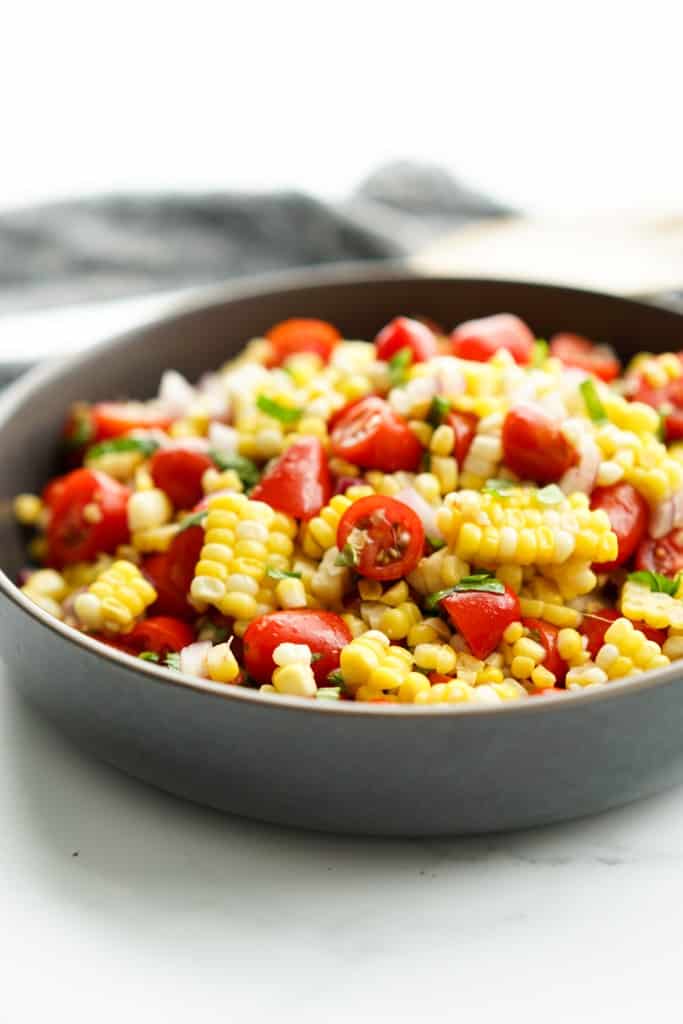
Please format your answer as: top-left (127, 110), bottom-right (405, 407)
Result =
top-left (90, 402), bottom-right (172, 440)
top-left (591, 482), bottom-right (649, 572)
top-left (250, 437), bottom-right (331, 519)
top-left (265, 318), bottom-right (340, 366)
top-left (581, 608), bottom-right (666, 658)
top-left (143, 524), bottom-right (204, 620)
top-left (150, 448), bottom-right (214, 509)
top-left (502, 405), bottom-right (575, 483)
top-left (550, 333), bottom-right (620, 382)
top-left (522, 617), bottom-right (568, 685)
top-left (447, 410), bottom-right (478, 466)
top-left (374, 316), bottom-right (437, 363)
top-left (243, 610), bottom-right (352, 685)
top-left (451, 313), bottom-right (534, 365)
top-left (635, 529), bottom-right (683, 578)
top-left (330, 396), bottom-right (422, 472)
top-left (127, 616), bottom-right (195, 656)
top-left (440, 584), bottom-right (521, 660)
top-left (336, 495), bottom-right (425, 581)
top-left (46, 469), bottom-right (130, 567)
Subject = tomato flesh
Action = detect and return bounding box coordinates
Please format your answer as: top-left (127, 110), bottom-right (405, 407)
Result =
top-left (250, 437), bottom-right (331, 520)
top-left (143, 524), bottom-right (204, 620)
top-left (521, 617), bottom-right (568, 685)
top-left (330, 396), bottom-right (422, 472)
top-left (590, 482), bottom-right (649, 572)
top-left (635, 529), bottom-right (683, 578)
top-left (150, 448), bottom-right (214, 509)
top-left (243, 610), bottom-right (352, 685)
top-left (46, 468), bottom-right (130, 567)
top-left (581, 608), bottom-right (666, 658)
top-left (127, 616), bottom-right (195, 656)
top-left (441, 584), bottom-right (520, 659)
top-left (502, 405), bottom-right (575, 483)
top-left (265, 318), bottom-right (340, 366)
top-left (91, 402), bottom-right (172, 440)
top-left (550, 333), bottom-right (620, 382)
top-left (631, 364), bottom-right (683, 441)
top-left (446, 410), bottom-right (477, 465)
top-left (336, 494), bottom-right (425, 581)
top-left (374, 316), bottom-right (437, 363)
top-left (451, 313), bottom-right (534, 365)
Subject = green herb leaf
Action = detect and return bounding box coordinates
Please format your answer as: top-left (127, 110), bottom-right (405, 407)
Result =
top-left (64, 406), bottom-right (94, 449)
top-left (427, 536), bottom-right (446, 551)
top-left (85, 436), bottom-right (159, 462)
top-left (425, 573), bottom-right (505, 610)
top-left (265, 566), bottom-right (302, 581)
top-left (420, 451), bottom-right (432, 472)
top-left (536, 484), bottom-right (564, 505)
top-left (427, 395), bottom-right (451, 427)
top-left (165, 652), bottom-right (181, 671)
top-left (335, 543), bottom-right (359, 568)
top-left (316, 686), bottom-right (341, 700)
top-left (209, 450), bottom-right (261, 489)
top-left (327, 669), bottom-right (344, 686)
top-left (177, 510), bottom-right (207, 533)
top-left (628, 570), bottom-right (681, 597)
top-left (580, 378), bottom-right (608, 423)
top-left (483, 478), bottom-right (517, 497)
top-left (532, 338), bottom-right (549, 367)
top-left (138, 651), bottom-right (160, 662)
top-left (256, 394), bottom-right (302, 423)
top-left (388, 346), bottom-right (413, 388)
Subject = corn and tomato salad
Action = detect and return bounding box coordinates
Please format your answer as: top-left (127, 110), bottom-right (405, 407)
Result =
top-left (14, 312), bottom-right (683, 706)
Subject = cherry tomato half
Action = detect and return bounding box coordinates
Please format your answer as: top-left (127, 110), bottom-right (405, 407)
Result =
top-left (143, 524), bottom-right (205, 620)
top-left (330, 396), bottom-right (422, 472)
top-left (336, 494), bottom-right (425, 581)
top-left (46, 469), bottom-right (131, 567)
top-left (265, 318), bottom-right (340, 366)
top-left (150, 448), bottom-right (214, 510)
top-left (91, 402), bottom-right (172, 440)
top-left (243, 610), bottom-right (352, 685)
top-left (250, 437), bottom-right (331, 520)
top-left (447, 410), bottom-right (478, 466)
top-left (581, 608), bottom-right (666, 658)
top-left (635, 529), bottom-right (683, 578)
top-left (502, 405), bottom-right (575, 483)
top-left (441, 584), bottom-right (521, 660)
top-left (591, 482), bottom-right (649, 572)
top-left (374, 316), bottom-right (437, 363)
top-left (451, 313), bottom-right (534, 365)
top-left (521, 617), bottom-right (568, 685)
top-left (127, 616), bottom-right (195, 656)
top-left (630, 363), bottom-right (683, 441)
top-left (550, 333), bottom-right (621, 382)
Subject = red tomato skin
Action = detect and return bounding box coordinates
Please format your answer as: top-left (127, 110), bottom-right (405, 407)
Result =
top-left (446, 411), bottom-right (478, 466)
top-left (442, 585), bottom-right (521, 660)
top-left (502, 405), bottom-right (575, 483)
top-left (581, 608), bottom-right (666, 658)
top-left (549, 333), bottom-right (620, 382)
top-left (46, 469), bottom-right (131, 567)
top-left (521, 617), bottom-right (568, 685)
top-left (250, 437), bottom-right (331, 520)
top-left (143, 524), bottom-right (204, 620)
top-left (150, 449), bottom-right (214, 509)
top-left (336, 494), bottom-right (425, 581)
top-left (450, 313), bottom-right (534, 365)
top-left (330, 396), bottom-right (422, 472)
top-left (265, 318), bottom-right (340, 366)
top-left (243, 610), bottom-right (352, 686)
top-left (374, 317), bottom-right (437, 363)
top-left (91, 402), bottom-right (172, 440)
top-left (127, 616), bottom-right (195, 656)
top-left (631, 359), bottom-right (683, 440)
top-left (635, 529), bottom-right (683, 577)
top-left (591, 483), bottom-right (649, 572)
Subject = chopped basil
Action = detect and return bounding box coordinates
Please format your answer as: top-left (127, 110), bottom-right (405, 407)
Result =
top-left (532, 338), bottom-right (549, 367)
top-left (209, 450), bottom-right (261, 489)
top-left (266, 566), bottom-right (302, 581)
top-left (580, 378), bottom-right (608, 423)
top-left (177, 510), bottom-right (208, 533)
top-left (211, 627), bottom-right (229, 644)
top-left (420, 451), bottom-right (432, 472)
top-left (256, 394), bottom-right (302, 423)
top-left (85, 436), bottom-right (159, 462)
top-left (628, 570), bottom-right (681, 597)
top-left (138, 651), bottom-right (160, 662)
top-left (425, 572), bottom-right (505, 610)
top-left (64, 407), bottom-right (94, 449)
top-left (164, 652), bottom-right (181, 671)
top-left (427, 395), bottom-right (451, 427)
top-left (316, 686), bottom-right (341, 700)
top-left (427, 536), bottom-right (446, 551)
top-left (536, 483), bottom-right (564, 505)
top-left (327, 669), bottom-right (344, 686)
top-left (388, 346), bottom-right (413, 388)
top-left (335, 543), bottom-right (359, 568)
top-left (483, 477), bottom-right (517, 497)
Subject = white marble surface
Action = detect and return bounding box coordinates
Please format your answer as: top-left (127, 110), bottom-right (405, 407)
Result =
top-left (2, 661), bottom-right (683, 1023)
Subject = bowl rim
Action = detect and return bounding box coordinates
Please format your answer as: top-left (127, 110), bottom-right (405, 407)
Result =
top-left (2, 262), bottom-right (682, 719)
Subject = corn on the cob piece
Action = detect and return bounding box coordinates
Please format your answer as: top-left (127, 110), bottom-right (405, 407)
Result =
top-left (74, 560), bottom-right (157, 632)
top-left (621, 580), bottom-right (683, 630)
top-left (339, 631), bottom-right (413, 694)
top-left (594, 617), bottom-right (669, 678)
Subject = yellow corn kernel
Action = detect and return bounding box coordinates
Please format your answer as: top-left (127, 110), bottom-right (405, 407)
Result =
top-left (413, 643), bottom-right (457, 674)
top-left (510, 655), bottom-right (535, 679)
top-left (74, 560), bottom-right (156, 632)
top-left (272, 663), bottom-right (317, 698)
top-left (430, 424), bottom-right (455, 456)
top-left (275, 577), bottom-right (307, 609)
top-left (127, 488), bottom-right (173, 531)
top-left (132, 524), bottom-right (180, 553)
top-left (503, 621), bottom-right (524, 644)
top-left (431, 455), bottom-right (458, 495)
top-left (530, 665), bottom-right (556, 689)
top-left (398, 673), bottom-right (432, 703)
top-left (513, 636), bottom-right (545, 663)
top-left (206, 642), bottom-right (241, 683)
top-left (408, 420), bottom-right (433, 447)
top-left (621, 581), bottom-right (683, 630)
top-left (378, 602), bottom-right (421, 640)
top-left (380, 580), bottom-right (410, 606)
top-left (414, 473), bottom-right (441, 504)
top-left (557, 627), bottom-right (586, 665)
top-left (202, 468), bottom-right (243, 494)
top-left (23, 591), bottom-right (64, 619)
top-left (13, 493), bottom-right (44, 526)
top-left (22, 569), bottom-right (68, 602)
top-left (358, 578), bottom-right (383, 601)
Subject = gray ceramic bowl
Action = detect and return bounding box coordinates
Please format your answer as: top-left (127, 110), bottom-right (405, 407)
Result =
top-left (3, 267), bottom-right (683, 836)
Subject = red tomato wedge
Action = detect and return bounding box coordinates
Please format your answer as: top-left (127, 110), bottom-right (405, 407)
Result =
top-left (502, 405), bottom-right (575, 483)
top-left (336, 495), bottom-right (425, 581)
top-left (450, 313), bottom-right (534, 365)
top-left (581, 608), bottom-right (666, 658)
top-left (590, 482), bottom-right (649, 572)
top-left (150, 448), bottom-right (214, 510)
top-left (46, 469), bottom-right (130, 567)
top-left (127, 616), bottom-right (195, 656)
top-left (374, 316), bottom-right (437, 363)
top-left (143, 524), bottom-right (204, 620)
top-left (630, 363), bottom-right (683, 441)
top-left (91, 402), bottom-right (172, 440)
top-left (447, 410), bottom-right (478, 466)
top-left (635, 529), bottom-right (683, 578)
top-left (441, 584), bottom-right (520, 660)
top-left (243, 610), bottom-right (352, 685)
top-left (265, 318), bottom-right (340, 366)
top-left (550, 333), bottom-right (621, 382)
top-left (250, 437), bottom-right (331, 520)
top-left (330, 396), bottom-right (422, 472)
top-left (521, 617), bottom-right (568, 685)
